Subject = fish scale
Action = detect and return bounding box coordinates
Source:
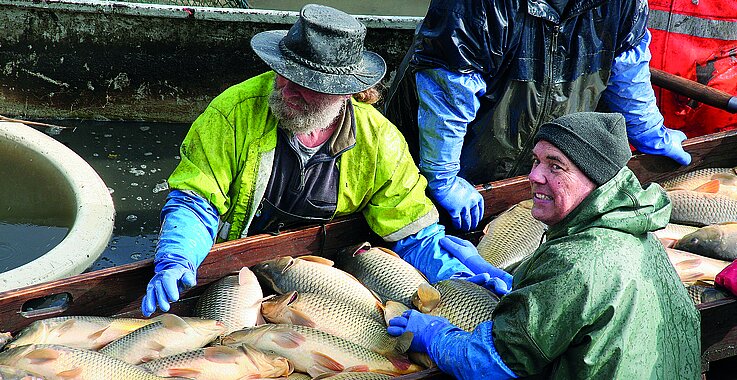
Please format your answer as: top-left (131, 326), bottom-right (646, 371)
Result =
top-left (335, 246), bottom-right (429, 306)
top-left (415, 279), bottom-right (499, 332)
top-left (195, 267), bottom-right (263, 335)
top-left (0, 344), bottom-right (186, 380)
top-left (661, 167), bottom-right (737, 190)
top-left (140, 345), bottom-right (291, 379)
top-left (252, 256), bottom-right (384, 323)
top-left (667, 189), bottom-right (737, 226)
top-left (476, 200), bottom-right (546, 273)
top-left (261, 292), bottom-right (408, 356)
top-left (221, 324), bottom-right (422, 376)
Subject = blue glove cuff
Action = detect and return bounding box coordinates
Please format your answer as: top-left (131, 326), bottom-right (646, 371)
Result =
top-left (392, 224), bottom-right (472, 283)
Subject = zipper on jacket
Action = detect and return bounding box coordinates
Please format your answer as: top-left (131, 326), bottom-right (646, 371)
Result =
top-left (510, 24), bottom-right (561, 177)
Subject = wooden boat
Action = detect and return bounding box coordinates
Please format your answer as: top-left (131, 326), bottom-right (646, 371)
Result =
top-left (0, 130), bottom-right (735, 379)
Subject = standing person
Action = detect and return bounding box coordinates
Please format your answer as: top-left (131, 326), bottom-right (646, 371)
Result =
top-left (388, 112), bottom-right (701, 379)
top-left (141, 4), bottom-right (498, 316)
top-left (384, 0), bottom-right (692, 232)
top-left (648, 0), bottom-right (737, 136)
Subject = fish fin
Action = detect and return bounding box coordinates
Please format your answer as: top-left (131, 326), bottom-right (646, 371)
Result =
top-left (413, 283), bottom-right (441, 313)
top-left (659, 237), bottom-right (678, 249)
top-left (286, 308), bottom-right (317, 328)
top-left (299, 255), bottom-right (334, 266)
top-left (676, 258), bottom-right (703, 271)
top-left (385, 353), bottom-right (414, 371)
top-left (25, 348), bottom-right (60, 364)
top-left (87, 326), bottom-right (109, 341)
top-left (158, 314), bottom-right (189, 333)
top-left (203, 345), bottom-right (239, 363)
top-left (309, 351), bottom-right (345, 374)
top-left (376, 246), bottom-right (401, 258)
top-left (694, 180), bottom-right (721, 193)
top-left (344, 365), bottom-right (370, 372)
top-left (146, 339), bottom-right (167, 354)
top-left (256, 312), bottom-right (267, 326)
top-left (54, 319), bottom-right (77, 336)
top-left (383, 300), bottom-right (409, 325)
top-left (238, 266), bottom-right (257, 285)
top-left (409, 352), bottom-right (436, 369)
top-left (166, 368), bottom-right (203, 378)
top-left (56, 367), bottom-right (83, 379)
top-left (394, 332), bottom-right (413, 354)
top-left (270, 327), bottom-right (305, 348)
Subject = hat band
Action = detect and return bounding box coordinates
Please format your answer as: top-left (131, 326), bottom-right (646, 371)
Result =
top-left (279, 39), bottom-right (372, 78)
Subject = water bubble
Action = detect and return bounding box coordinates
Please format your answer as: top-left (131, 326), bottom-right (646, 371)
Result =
top-left (126, 215), bottom-right (138, 222)
top-left (144, 152), bottom-right (153, 156)
top-left (139, 126), bottom-right (150, 132)
top-left (152, 181), bottom-right (169, 194)
top-left (104, 134), bottom-right (113, 138)
top-left (131, 182), bottom-right (139, 187)
top-left (107, 187), bottom-right (115, 194)
top-left (140, 164), bottom-right (147, 169)
top-left (130, 252), bottom-right (142, 260)
top-left (136, 196), bottom-right (142, 201)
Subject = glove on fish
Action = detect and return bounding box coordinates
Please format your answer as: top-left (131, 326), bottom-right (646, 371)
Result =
top-left (716, 261), bottom-right (737, 297)
top-left (451, 272), bottom-right (512, 297)
top-left (440, 235), bottom-right (513, 294)
top-left (387, 310), bottom-right (453, 354)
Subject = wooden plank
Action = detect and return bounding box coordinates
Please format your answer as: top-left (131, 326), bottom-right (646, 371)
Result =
top-left (0, 130), bottom-right (735, 378)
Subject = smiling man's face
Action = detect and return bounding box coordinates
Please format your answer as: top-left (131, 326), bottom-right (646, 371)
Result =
top-left (528, 140), bottom-right (597, 225)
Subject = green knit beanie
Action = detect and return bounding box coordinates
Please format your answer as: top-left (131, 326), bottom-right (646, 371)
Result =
top-left (533, 112), bottom-right (632, 185)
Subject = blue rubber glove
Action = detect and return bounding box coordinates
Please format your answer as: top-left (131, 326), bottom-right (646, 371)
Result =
top-left (417, 69), bottom-right (486, 231)
top-left (428, 176), bottom-right (484, 232)
top-left (602, 29), bottom-right (691, 166)
top-left (450, 272), bottom-right (512, 297)
top-left (440, 235), bottom-right (513, 290)
top-left (141, 190), bottom-right (219, 317)
top-left (392, 223), bottom-right (472, 284)
top-left (387, 310), bottom-right (453, 354)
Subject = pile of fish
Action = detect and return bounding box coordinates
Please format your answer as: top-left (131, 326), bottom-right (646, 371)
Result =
top-left (0, 245), bottom-right (501, 379)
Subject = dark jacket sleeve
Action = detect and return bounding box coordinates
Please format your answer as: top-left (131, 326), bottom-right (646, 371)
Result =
top-left (614, 0), bottom-right (649, 56)
top-left (410, 0), bottom-right (513, 75)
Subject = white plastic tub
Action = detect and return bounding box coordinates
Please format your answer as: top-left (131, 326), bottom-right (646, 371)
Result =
top-left (0, 122), bottom-right (115, 291)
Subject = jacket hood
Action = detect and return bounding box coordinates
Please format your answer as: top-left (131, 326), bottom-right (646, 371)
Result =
top-left (546, 167), bottom-right (671, 239)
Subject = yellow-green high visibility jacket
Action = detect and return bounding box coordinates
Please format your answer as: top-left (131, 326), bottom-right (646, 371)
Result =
top-left (168, 71), bottom-right (438, 242)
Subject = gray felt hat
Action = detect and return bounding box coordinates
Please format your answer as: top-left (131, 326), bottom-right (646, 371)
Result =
top-left (251, 4), bottom-right (386, 95)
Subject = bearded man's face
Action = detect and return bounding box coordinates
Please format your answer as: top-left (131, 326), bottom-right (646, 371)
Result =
top-left (269, 75), bottom-right (347, 134)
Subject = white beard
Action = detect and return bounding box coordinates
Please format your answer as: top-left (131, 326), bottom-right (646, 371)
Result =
top-left (268, 84), bottom-right (345, 134)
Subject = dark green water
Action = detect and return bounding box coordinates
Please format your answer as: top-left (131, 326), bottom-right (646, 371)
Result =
top-left (46, 120), bottom-right (189, 271)
top-left (0, 223), bottom-right (69, 272)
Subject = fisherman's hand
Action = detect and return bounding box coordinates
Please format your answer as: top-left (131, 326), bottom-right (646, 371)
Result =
top-left (630, 126), bottom-right (691, 166)
top-left (716, 261), bottom-right (737, 297)
top-left (428, 176), bottom-right (484, 232)
top-left (451, 272), bottom-right (512, 297)
top-left (141, 263), bottom-right (197, 317)
top-left (440, 235), bottom-right (511, 283)
top-left (387, 310), bottom-right (452, 354)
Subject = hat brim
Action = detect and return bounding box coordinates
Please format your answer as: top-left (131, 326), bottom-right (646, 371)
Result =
top-left (251, 30), bottom-right (386, 95)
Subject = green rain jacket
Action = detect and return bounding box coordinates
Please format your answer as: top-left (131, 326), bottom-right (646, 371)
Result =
top-left (167, 71), bottom-right (438, 242)
top-left (493, 167), bottom-right (701, 379)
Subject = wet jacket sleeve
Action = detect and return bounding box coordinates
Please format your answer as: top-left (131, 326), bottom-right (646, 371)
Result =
top-left (427, 321), bottom-right (517, 380)
top-left (416, 68), bottom-right (485, 185)
top-left (490, 243), bottom-right (593, 376)
top-left (392, 223), bottom-right (472, 283)
top-left (167, 104), bottom-right (238, 217)
top-left (156, 189), bottom-right (219, 269)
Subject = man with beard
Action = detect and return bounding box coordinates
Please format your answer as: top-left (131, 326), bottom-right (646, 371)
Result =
top-left (141, 4), bottom-right (503, 316)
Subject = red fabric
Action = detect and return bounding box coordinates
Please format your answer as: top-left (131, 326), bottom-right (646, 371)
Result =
top-left (715, 260), bottom-right (737, 297)
top-left (648, 0), bottom-right (737, 137)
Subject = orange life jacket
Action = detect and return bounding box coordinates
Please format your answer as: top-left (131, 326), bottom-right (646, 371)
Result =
top-left (648, 0), bottom-right (737, 136)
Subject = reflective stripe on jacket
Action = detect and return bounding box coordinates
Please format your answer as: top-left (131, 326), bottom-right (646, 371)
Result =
top-left (168, 71), bottom-right (438, 242)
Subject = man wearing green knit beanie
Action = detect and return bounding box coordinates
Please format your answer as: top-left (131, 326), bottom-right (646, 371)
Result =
top-left (391, 111), bottom-right (700, 379)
